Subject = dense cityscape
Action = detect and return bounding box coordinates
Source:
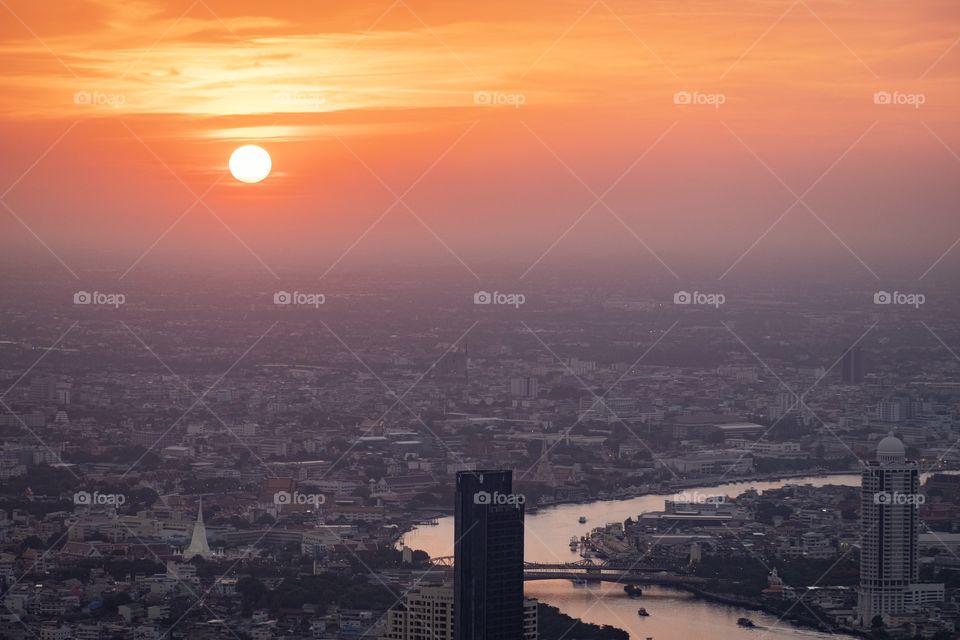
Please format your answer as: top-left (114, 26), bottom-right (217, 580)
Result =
top-left (1, 273), bottom-right (959, 639)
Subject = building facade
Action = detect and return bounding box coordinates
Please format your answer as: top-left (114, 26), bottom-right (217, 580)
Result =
top-left (858, 434), bottom-right (943, 625)
top-left (841, 346), bottom-right (864, 384)
top-left (454, 470), bottom-right (525, 640)
top-left (384, 585), bottom-right (454, 640)
top-left (384, 585), bottom-right (537, 640)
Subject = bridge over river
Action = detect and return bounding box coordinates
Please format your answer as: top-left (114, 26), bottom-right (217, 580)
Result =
top-left (427, 557), bottom-right (707, 586)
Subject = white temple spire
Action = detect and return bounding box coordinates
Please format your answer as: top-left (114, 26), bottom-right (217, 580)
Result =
top-left (185, 497), bottom-right (211, 559)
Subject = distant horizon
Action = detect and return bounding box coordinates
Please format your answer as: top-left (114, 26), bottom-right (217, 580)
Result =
top-left (2, 249), bottom-right (960, 285)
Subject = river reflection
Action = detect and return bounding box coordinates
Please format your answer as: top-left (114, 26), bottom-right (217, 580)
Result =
top-left (403, 475), bottom-right (865, 640)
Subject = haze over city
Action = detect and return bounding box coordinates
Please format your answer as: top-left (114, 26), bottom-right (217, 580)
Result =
top-left (1, 2), bottom-right (960, 640)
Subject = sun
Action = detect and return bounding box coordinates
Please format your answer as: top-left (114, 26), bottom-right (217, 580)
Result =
top-left (229, 145), bottom-right (272, 183)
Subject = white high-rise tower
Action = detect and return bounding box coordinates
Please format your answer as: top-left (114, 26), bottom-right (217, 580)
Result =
top-left (184, 498), bottom-right (211, 560)
top-left (858, 433), bottom-right (942, 625)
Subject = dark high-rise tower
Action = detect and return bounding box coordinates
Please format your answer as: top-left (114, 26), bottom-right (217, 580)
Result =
top-left (29, 374), bottom-right (56, 406)
top-left (437, 343), bottom-right (469, 382)
top-left (454, 470), bottom-right (524, 640)
top-left (841, 346), bottom-right (865, 384)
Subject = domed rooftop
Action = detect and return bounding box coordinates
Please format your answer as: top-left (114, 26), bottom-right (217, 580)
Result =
top-left (876, 432), bottom-right (905, 463)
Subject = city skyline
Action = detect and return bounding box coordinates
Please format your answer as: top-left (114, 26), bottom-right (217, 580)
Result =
top-left (2, 2), bottom-right (960, 640)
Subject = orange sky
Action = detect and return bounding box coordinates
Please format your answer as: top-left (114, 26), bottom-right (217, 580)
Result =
top-left (1, 0), bottom-right (958, 281)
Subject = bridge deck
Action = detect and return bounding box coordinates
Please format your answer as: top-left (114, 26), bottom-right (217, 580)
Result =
top-left (425, 558), bottom-right (705, 584)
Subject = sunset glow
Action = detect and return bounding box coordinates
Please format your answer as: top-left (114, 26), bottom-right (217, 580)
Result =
top-left (0, 0), bottom-right (958, 276)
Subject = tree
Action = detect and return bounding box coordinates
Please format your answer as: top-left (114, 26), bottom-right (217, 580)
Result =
top-left (99, 591), bottom-right (131, 615)
top-left (237, 576), bottom-right (268, 615)
top-left (537, 603), bottom-right (627, 639)
top-left (20, 535), bottom-right (45, 550)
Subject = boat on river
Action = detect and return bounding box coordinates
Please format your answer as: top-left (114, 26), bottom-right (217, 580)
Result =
top-left (637, 608), bottom-right (650, 617)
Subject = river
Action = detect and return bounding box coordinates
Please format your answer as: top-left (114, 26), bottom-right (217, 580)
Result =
top-left (402, 474), bottom-right (867, 640)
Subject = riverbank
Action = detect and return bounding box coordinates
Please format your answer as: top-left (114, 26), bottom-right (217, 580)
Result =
top-left (682, 586), bottom-right (870, 638)
top-left (397, 468), bottom-right (865, 537)
top-left (530, 468), bottom-right (862, 511)
top-left (398, 465), bottom-right (960, 544)
top-left (401, 473), bottom-right (877, 640)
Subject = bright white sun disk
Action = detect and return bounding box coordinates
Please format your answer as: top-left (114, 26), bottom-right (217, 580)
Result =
top-left (229, 145), bottom-right (271, 183)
